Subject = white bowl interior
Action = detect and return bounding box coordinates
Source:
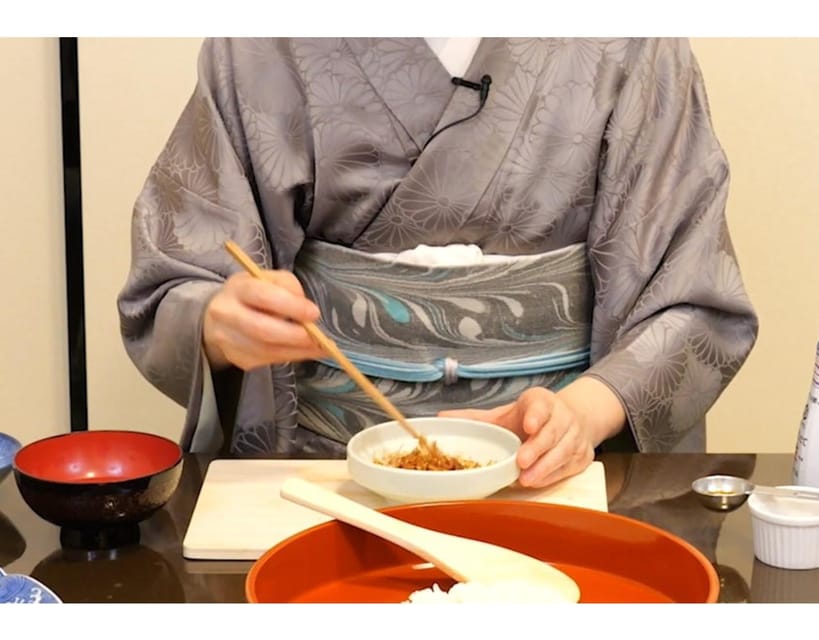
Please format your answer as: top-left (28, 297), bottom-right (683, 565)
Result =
top-left (350, 418), bottom-right (517, 469)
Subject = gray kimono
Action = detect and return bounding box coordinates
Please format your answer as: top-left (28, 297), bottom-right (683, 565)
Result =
top-left (117, 37), bottom-right (758, 457)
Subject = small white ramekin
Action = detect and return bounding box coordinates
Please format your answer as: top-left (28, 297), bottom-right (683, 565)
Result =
top-left (748, 486), bottom-right (819, 570)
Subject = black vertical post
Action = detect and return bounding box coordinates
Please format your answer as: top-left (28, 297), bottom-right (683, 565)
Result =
top-left (59, 37), bottom-right (88, 431)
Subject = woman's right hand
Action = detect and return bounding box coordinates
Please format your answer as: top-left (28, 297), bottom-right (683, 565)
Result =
top-left (202, 270), bottom-right (327, 371)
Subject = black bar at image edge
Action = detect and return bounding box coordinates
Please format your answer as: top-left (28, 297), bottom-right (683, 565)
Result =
top-left (59, 37), bottom-right (88, 431)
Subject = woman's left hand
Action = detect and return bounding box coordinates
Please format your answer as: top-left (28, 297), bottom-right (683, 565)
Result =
top-left (439, 377), bottom-right (626, 487)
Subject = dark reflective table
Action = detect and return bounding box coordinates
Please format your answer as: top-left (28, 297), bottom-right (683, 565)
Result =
top-left (1, 452), bottom-right (816, 603)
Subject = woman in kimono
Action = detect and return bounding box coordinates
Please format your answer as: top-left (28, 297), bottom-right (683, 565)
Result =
top-left (118, 38), bottom-right (758, 487)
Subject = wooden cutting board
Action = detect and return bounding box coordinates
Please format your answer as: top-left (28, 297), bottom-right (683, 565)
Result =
top-left (182, 459), bottom-right (608, 561)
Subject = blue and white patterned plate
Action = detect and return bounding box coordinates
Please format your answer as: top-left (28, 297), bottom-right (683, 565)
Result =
top-left (0, 567), bottom-right (63, 604)
top-left (0, 432), bottom-right (22, 484)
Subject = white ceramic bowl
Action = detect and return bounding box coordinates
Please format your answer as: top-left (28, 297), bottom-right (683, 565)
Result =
top-left (748, 485), bottom-right (819, 570)
top-left (346, 417), bottom-right (521, 504)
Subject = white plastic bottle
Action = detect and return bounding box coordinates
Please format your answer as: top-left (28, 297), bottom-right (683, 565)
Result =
top-left (793, 341), bottom-right (819, 487)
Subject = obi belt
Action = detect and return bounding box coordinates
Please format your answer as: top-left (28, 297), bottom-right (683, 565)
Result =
top-left (292, 239), bottom-right (593, 444)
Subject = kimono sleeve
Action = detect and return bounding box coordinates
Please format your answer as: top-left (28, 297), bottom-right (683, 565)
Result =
top-left (116, 38), bottom-right (307, 450)
top-left (582, 38), bottom-right (759, 452)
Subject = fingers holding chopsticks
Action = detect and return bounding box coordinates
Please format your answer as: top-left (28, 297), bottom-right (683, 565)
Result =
top-left (202, 269), bottom-right (327, 371)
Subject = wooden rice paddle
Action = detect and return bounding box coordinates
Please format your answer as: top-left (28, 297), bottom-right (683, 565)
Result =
top-left (281, 477), bottom-right (581, 602)
top-left (223, 240), bottom-right (433, 453)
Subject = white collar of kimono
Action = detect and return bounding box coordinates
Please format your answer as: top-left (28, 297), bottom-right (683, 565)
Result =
top-left (424, 37), bottom-right (481, 77)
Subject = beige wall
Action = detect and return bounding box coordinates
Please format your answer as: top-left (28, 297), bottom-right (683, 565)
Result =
top-left (79, 38), bottom-right (203, 440)
top-left (6, 38), bottom-right (819, 454)
top-left (0, 38), bottom-right (69, 445)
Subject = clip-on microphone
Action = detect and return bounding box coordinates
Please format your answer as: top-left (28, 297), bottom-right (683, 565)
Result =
top-left (451, 74), bottom-right (492, 105)
top-left (422, 74), bottom-right (493, 151)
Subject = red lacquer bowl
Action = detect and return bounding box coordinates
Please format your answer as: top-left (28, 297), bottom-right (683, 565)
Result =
top-left (13, 430), bottom-right (183, 549)
top-left (246, 500), bottom-right (719, 603)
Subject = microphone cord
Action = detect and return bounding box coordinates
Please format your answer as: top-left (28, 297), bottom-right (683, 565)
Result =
top-left (422, 74), bottom-right (492, 151)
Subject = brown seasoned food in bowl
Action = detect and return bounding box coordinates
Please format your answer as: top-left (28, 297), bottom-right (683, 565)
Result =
top-left (373, 440), bottom-right (484, 471)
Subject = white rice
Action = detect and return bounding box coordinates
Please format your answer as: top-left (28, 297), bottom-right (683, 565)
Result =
top-left (405, 580), bottom-right (574, 604)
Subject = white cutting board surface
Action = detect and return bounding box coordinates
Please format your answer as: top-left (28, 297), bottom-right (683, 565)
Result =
top-left (182, 459), bottom-right (608, 561)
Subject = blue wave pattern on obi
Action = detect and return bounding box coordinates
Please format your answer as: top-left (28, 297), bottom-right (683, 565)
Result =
top-left (295, 240), bottom-right (592, 366)
top-left (293, 240), bottom-right (592, 442)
